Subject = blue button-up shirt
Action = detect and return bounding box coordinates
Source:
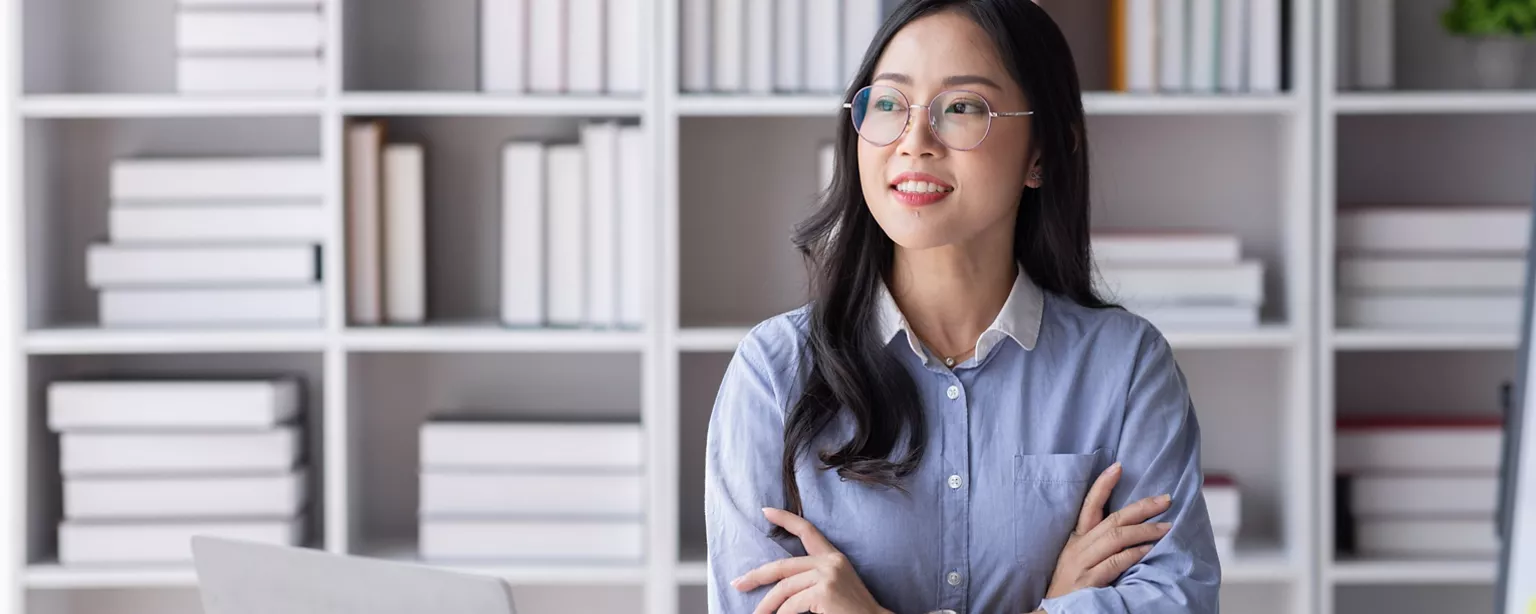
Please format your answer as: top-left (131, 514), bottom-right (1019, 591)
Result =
top-left (704, 270), bottom-right (1221, 614)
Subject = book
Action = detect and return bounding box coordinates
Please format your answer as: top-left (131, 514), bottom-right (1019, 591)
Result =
top-left (48, 379), bottom-right (300, 431)
top-left (1220, 0), bottom-right (1249, 91)
top-left (419, 518), bottom-right (643, 561)
top-left (1247, 0), bottom-right (1280, 93)
top-left (100, 286), bottom-right (325, 327)
top-left (1095, 261), bottom-right (1264, 306)
top-left (583, 122), bottom-right (620, 328)
top-left (712, 0), bottom-right (745, 92)
top-left (382, 143), bottom-right (427, 324)
top-left (682, 0), bottom-right (711, 91)
top-left (87, 244), bottom-right (319, 287)
top-left (804, 0), bottom-right (841, 93)
top-left (1127, 304), bottom-right (1260, 328)
top-left (179, 0), bottom-right (320, 5)
top-left (606, 0), bottom-right (643, 94)
top-left (1355, 518), bottom-right (1498, 558)
top-left (1335, 416), bottom-right (1503, 473)
top-left (419, 470), bottom-right (644, 516)
top-left (62, 426), bottom-right (302, 476)
top-left (617, 126), bottom-right (646, 329)
top-left (111, 157), bottom-right (324, 202)
top-left (65, 469), bottom-right (308, 519)
top-left (500, 142), bottom-right (546, 327)
top-left (1336, 206), bottom-right (1531, 254)
top-left (842, 0), bottom-right (881, 85)
top-left (59, 516), bottom-right (305, 564)
top-left (346, 121), bottom-right (384, 325)
top-left (1337, 257), bottom-right (1526, 292)
top-left (745, 0), bottom-right (775, 94)
top-left (1355, 0), bottom-right (1394, 90)
top-left (1092, 233), bottom-right (1241, 264)
top-left (419, 420), bottom-right (643, 470)
top-left (567, 0), bottom-right (605, 93)
top-left (1127, 0), bottom-right (1158, 92)
top-left (481, 0), bottom-right (528, 92)
top-left (109, 203), bottom-right (326, 243)
top-left (1158, 0), bottom-right (1187, 92)
top-left (177, 57), bottom-right (324, 93)
top-left (529, 0), bottom-right (567, 93)
top-left (175, 10), bottom-right (325, 54)
top-left (546, 144), bottom-right (587, 327)
top-left (1188, 0), bottom-right (1218, 92)
top-left (1202, 475), bottom-right (1242, 532)
top-left (775, 0), bottom-right (805, 92)
top-left (1337, 294), bottom-right (1521, 329)
top-left (1349, 475), bottom-right (1499, 517)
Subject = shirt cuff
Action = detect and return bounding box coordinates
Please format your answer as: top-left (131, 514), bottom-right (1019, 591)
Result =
top-left (1037, 586), bottom-right (1117, 614)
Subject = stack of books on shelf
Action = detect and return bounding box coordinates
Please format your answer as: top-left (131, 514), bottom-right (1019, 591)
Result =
top-left (818, 141), bottom-right (835, 192)
top-left (1106, 0), bottom-right (1283, 94)
top-left (1335, 415), bottom-right (1502, 559)
top-left (480, 0), bottom-right (644, 94)
top-left (94, 156), bottom-right (326, 328)
top-left (176, 0), bottom-right (325, 94)
top-left (345, 121), bottom-right (427, 326)
top-left (1203, 473), bottom-right (1241, 561)
top-left (418, 416), bottom-right (645, 563)
top-left (50, 379), bottom-right (308, 566)
top-left (1336, 204), bottom-right (1531, 330)
top-left (500, 122), bottom-right (647, 330)
top-left (1091, 232), bottom-right (1264, 330)
top-left (682, 0), bottom-right (884, 94)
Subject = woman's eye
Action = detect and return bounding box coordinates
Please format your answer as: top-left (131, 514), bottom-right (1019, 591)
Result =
top-left (946, 101), bottom-right (983, 114)
top-left (875, 98), bottom-right (901, 112)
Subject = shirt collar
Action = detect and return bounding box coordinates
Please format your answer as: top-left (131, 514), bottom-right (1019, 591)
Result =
top-left (875, 265), bottom-right (1044, 366)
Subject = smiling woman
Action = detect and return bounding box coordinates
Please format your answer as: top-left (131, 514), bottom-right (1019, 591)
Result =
top-left (703, 2), bottom-right (1220, 614)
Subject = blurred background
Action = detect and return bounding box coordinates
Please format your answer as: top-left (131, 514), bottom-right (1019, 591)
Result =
top-left (1, 0), bottom-right (1535, 613)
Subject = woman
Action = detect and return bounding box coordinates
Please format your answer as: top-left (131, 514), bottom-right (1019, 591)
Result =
top-left (704, 1), bottom-right (1221, 613)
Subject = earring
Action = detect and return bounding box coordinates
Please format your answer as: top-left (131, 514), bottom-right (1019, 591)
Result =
top-left (1028, 167), bottom-right (1043, 183)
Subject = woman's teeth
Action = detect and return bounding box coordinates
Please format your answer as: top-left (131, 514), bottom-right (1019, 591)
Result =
top-left (894, 181), bottom-right (953, 194)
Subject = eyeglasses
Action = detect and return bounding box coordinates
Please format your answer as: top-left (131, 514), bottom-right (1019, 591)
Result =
top-left (842, 84), bottom-right (1034, 151)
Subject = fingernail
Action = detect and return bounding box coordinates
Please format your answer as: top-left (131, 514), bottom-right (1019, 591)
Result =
top-left (1160, 494), bottom-right (1172, 504)
top-left (1157, 522), bottom-right (1172, 531)
top-left (730, 576), bottom-right (744, 588)
top-left (1106, 462), bottom-right (1122, 474)
top-left (761, 507), bottom-right (775, 515)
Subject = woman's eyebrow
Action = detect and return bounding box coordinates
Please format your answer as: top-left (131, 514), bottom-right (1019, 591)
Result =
top-left (870, 72), bottom-right (1002, 90)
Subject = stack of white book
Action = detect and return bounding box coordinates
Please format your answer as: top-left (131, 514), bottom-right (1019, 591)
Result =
top-left (1336, 416), bottom-right (1502, 559)
top-left (683, 0), bottom-right (884, 94)
top-left (176, 0), bottom-right (326, 94)
top-left (95, 156), bottom-right (326, 327)
top-left (499, 122), bottom-right (647, 329)
top-left (345, 121), bottom-right (427, 326)
top-left (817, 141), bottom-right (836, 192)
top-left (49, 379), bottom-right (308, 565)
top-left (1336, 205), bottom-right (1531, 330)
top-left (418, 417), bottom-right (645, 563)
top-left (480, 0), bottom-right (644, 95)
top-left (1092, 232), bottom-right (1265, 329)
top-left (1203, 473), bottom-right (1241, 561)
top-left (1106, 0), bottom-right (1284, 94)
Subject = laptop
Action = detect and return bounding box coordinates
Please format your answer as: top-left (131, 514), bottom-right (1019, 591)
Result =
top-left (191, 536), bottom-right (519, 614)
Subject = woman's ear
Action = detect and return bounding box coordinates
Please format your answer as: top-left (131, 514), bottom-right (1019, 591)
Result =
top-left (1025, 151), bottom-right (1044, 189)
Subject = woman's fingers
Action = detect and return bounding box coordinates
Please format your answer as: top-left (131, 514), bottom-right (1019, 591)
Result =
top-left (1087, 493), bottom-right (1173, 541)
top-left (1074, 462), bottom-right (1122, 535)
top-left (1080, 520), bottom-right (1171, 566)
top-left (1084, 544), bottom-right (1155, 587)
top-left (749, 569), bottom-right (819, 614)
top-left (732, 556), bottom-right (819, 592)
top-left (762, 507), bottom-right (837, 556)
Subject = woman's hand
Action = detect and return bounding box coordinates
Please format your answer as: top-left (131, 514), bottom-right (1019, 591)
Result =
top-left (731, 507), bottom-right (893, 614)
top-left (1044, 462), bottom-right (1174, 600)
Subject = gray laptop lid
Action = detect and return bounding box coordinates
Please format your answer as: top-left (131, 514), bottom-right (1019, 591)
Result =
top-left (192, 536), bottom-right (518, 614)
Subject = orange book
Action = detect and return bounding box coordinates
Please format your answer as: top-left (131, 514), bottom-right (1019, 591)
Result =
top-left (1109, 0), bottom-right (1128, 92)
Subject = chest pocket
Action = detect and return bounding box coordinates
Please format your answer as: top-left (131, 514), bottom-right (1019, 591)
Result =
top-left (1014, 450), bottom-right (1104, 571)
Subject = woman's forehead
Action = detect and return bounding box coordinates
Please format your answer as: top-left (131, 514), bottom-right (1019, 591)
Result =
top-left (874, 12), bottom-right (1010, 90)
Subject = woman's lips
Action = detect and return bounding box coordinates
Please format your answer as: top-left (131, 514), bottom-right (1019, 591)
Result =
top-left (889, 172), bottom-right (954, 207)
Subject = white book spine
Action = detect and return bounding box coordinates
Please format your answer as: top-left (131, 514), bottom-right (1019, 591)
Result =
top-left (745, 0), bottom-right (775, 94)
top-left (1350, 475), bottom-right (1499, 517)
top-left (1335, 0), bottom-right (1355, 90)
top-left (1127, 0), bottom-right (1158, 92)
top-left (1337, 207), bottom-right (1532, 254)
top-left (500, 142), bottom-right (547, 327)
top-left (382, 144), bottom-right (427, 324)
top-left (1096, 262), bottom-right (1264, 305)
top-left (60, 517), bottom-right (304, 565)
top-left (62, 427), bottom-right (301, 476)
top-left (111, 157), bottom-right (325, 202)
top-left (1202, 485), bottom-right (1241, 531)
top-left (546, 145), bottom-right (587, 326)
top-left (1355, 0), bottom-right (1394, 90)
top-left (584, 123), bottom-right (620, 328)
top-left (347, 122), bottom-right (383, 325)
top-left (87, 244), bottom-right (318, 287)
top-left (529, 0), bottom-right (567, 93)
top-left (1337, 257), bottom-right (1526, 292)
top-left (1158, 0), bottom-right (1187, 92)
top-left (774, 0), bottom-right (805, 92)
top-left (1129, 304), bottom-right (1259, 328)
top-left (176, 11), bottom-right (325, 54)
top-left (712, 0), bottom-right (745, 92)
top-left (177, 57), bottom-right (324, 93)
top-left (567, 0), bottom-right (605, 93)
top-left (179, 0), bottom-right (321, 5)
top-left (48, 379), bottom-right (299, 431)
top-left (420, 471), bottom-right (644, 516)
top-left (1092, 234), bottom-right (1241, 263)
top-left (818, 142), bottom-right (836, 192)
top-left (65, 470), bottom-right (308, 520)
top-left (109, 204), bottom-right (326, 243)
top-left (1188, 0), bottom-right (1218, 92)
top-left (100, 286), bottom-right (325, 327)
top-left (1337, 294), bottom-right (1521, 329)
top-left (804, 0), bottom-right (841, 93)
top-left (1356, 518), bottom-right (1498, 557)
top-left (420, 422), bottom-right (643, 469)
top-left (617, 126), bottom-right (646, 329)
top-left (605, 0), bottom-right (643, 94)
top-left (1219, 0), bottom-right (1248, 91)
top-left (1335, 429), bottom-right (1504, 473)
top-left (481, 0), bottom-right (528, 92)
top-left (841, 0), bottom-right (880, 87)
top-left (420, 519), bottom-right (643, 561)
top-left (1246, 0), bottom-right (1279, 92)
top-left (682, 0), bottom-right (711, 91)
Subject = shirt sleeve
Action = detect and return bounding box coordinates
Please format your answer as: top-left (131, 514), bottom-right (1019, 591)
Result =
top-left (704, 330), bottom-right (806, 614)
top-left (1036, 329), bottom-right (1222, 614)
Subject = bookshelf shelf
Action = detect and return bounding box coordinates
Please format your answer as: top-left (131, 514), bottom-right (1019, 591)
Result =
top-left (1329, 559), bottom-right (1497, 585)
top-left (339, 93), bottom-right (648, 118)
top-left (19, 95), bottom-right (326, 118)
top-left (674, 92), bottom-right (1301, 117)
top-left (1331, 328), bottom-right (1519, 351)
top-left (23, 328), bottom-right (328, 355)
top-left (1333, 91), bottom-right (1536, 115)
top-left (342, 325), bottom-right (648, 353)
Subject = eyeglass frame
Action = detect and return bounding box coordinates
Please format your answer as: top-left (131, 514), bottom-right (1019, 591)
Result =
top-left (841, 85), bottom-right (1035, 151)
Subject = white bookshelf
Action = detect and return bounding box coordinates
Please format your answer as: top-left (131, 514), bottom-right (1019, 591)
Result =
top-left (26, 0), bottom-right (1536, 613)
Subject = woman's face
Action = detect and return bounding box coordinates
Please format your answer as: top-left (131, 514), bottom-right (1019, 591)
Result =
top-left (857, 11), bottom-right (1039, 252)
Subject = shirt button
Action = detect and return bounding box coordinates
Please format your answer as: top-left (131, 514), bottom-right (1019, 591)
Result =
top-left (947, 474), bottom-right (963, 489)
top-left (946, 385), bottom-right (960, 400)
top-left (947, 571), bottom-right (962, 586)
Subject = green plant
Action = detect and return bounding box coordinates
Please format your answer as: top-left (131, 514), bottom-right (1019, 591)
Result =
top-left (1443, 0), bottom-right (1536, 36)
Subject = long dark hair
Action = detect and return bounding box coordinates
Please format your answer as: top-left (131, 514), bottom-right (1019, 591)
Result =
top-left (775, 0), bottom-right (1113, 538)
